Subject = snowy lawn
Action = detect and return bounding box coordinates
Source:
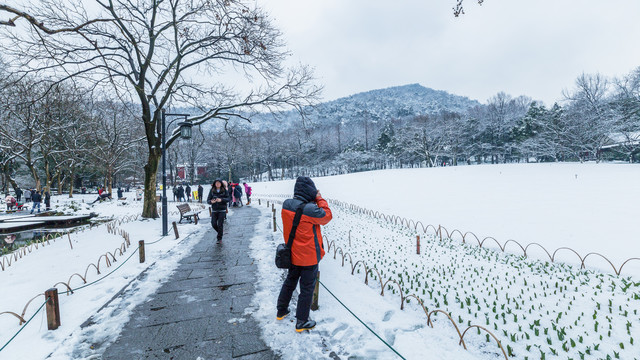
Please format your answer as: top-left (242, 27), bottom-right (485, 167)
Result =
top-left (251, 163), bottom-right (640, 276)
top-left (0, 192), bottom-right (208, 359)
top-left (249, 163), bottom-right (640, 359)
top-left (249, 203), bottom-right (483, 360)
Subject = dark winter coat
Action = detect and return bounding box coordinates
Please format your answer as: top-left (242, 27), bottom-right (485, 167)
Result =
top-left (197, 185), bottom-right (203, 198)
top-left (177, 186), bottom-right (185, 198)
top-left (207, 187), bottom-right (229, 212)
top-left (186, 185), bottom-right (192, 198)
top-left (282, 177), bottom-right (332, 266)
top-left (117, 188), bottom-right (123, 198)
top-left (16, 188), bottom-right (22, 198)
top-left (32, 192), bottom-right (42, 203)
top-left (233, 184), bottom-right (243, 199)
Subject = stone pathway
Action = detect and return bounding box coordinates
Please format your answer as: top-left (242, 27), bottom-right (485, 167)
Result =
top-left (102, 206), bottom-right (276, 359)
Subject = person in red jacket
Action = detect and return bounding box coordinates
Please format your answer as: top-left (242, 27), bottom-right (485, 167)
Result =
top-left (276, 176), bottom-right (332, 332)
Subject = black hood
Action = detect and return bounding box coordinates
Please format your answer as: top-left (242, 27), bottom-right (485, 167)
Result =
top-left (294, 176), bottom-right (317, 202)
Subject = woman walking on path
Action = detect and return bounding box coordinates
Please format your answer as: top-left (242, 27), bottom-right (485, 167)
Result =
top-left (242, 182), bottom-right (252, 205)
top-left (197, 184), bottom-right (203, 203)
top-left (207, 179), bottom-right (229, 242)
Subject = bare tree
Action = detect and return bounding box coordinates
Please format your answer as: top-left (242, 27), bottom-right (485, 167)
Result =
top-left (563, 73), bottom-right (614, 162)
top-left (0, 0), bottom-right (320, 218)
top-left (453, 0), bottom-right (485, 16)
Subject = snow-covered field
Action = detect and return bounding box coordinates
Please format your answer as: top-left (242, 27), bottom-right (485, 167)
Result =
top-left (0, 193), bottom-right (206, 359)
top-left (249, 204), bottom-right (483, 359)
top-left (252, 163), bottom-right (640, 275)
top-left (250, 163), bottom-right (640, 359)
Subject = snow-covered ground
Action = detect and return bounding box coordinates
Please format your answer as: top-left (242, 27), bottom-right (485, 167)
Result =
top-left (249, 204), bottom-right (484, 360)
top-left (251, 163), bottom-right (640, 276)
top-left (0, 192), bottom-right (207, 359)
top-left (248, 163), bottom-right (640, 359)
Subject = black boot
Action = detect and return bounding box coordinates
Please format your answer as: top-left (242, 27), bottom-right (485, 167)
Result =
top-left (295, 319), bottom-right (316, 332)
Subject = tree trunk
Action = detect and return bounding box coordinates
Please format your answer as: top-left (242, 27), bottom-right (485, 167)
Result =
top-left (57, 171), bottom-right (62, 195)
top-left (142, 152), bottom-right (160, 218)
top-left (68, 168), bottom-right (75, 198)
top-left (29, 165), bottom-right (41, 191)
top-left (107, 166), bottom-right (113, 196)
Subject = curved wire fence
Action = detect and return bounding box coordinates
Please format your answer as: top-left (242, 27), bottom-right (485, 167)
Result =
top-left (0, 211), bottom-right (162, 355)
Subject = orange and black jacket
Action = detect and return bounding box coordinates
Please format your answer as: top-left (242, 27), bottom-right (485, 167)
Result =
top-left (281, 196), bottom-right (332, 266)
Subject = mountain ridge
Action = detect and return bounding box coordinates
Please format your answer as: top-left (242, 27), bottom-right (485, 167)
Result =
top-left (203, 83), bottom-right (481, 131)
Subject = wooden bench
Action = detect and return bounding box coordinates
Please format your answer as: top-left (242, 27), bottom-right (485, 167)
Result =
top-left (176, 203), bottom-right (201, 224)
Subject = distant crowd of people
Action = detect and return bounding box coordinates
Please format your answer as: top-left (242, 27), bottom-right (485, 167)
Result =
top-left (3, 186), bottom-right (51, 214)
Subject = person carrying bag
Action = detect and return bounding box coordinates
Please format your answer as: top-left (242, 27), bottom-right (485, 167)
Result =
top-left (275, 176), bottom-right (332, 332)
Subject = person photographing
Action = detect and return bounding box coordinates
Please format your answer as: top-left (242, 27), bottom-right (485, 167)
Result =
top-left (276, 176), bottom-right (332, 332)
top-left (207, 179), bottom-right (229, 242)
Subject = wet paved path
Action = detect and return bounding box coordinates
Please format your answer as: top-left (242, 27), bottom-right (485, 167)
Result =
top-left (102, 206), bottom-right (276, 359)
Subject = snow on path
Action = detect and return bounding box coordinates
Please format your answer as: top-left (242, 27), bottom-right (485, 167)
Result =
top-left (0, 194), bottom-right (207, 360)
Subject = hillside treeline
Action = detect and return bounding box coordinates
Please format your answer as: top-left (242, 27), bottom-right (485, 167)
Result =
top-left (202, 69), bottom-right (640, 181)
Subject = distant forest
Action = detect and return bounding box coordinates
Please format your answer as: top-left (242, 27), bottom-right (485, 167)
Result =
top-left (199, 69), bottom-right (640, 182)
top-left (1, 68), bottom-right (639, 192)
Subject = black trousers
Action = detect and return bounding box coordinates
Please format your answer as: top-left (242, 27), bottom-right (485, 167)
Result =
top-left (211, 211), bottom-right (225, 240)
top-left (277, 264), bottom-right (318, 321)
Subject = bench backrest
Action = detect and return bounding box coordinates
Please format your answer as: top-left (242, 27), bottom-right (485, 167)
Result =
top-left (176, 204), bottom-right (191, 213)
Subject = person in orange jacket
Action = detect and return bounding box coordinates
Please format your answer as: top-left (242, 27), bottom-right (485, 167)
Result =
top-left (276, 176), bottom-right (332, 332)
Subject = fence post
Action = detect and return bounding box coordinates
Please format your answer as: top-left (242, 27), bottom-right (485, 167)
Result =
top-left (416, 235), bottom-right (420, 255)
top-left (272, 209), bottom-right (277, 232)
top-left (267, 200), bottom-right (269, 208)
top-left (208, 207), bottom-right (212, 218)
top-left (272, 203), bottom-right (274, 212)
top-left (258, 199), bottom-right (261, 205)
top-left (139, 240), bottom-right (145, 263)
top-left (45, 288), bottom-right (61, 330)
top-left (172, 221), bottom-right (180, 239)
top-left (311, 271), bottom-right (320, 311)
top-left (438, 225), bottom-right (442, 242)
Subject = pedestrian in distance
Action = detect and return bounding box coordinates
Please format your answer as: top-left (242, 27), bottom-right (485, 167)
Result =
top-left (242, 182), bottom-right (252, 205)
top-left (207, 179), bottom-right (228, 242)
top-left (15, 187), bottom-right (22, 202)
top-left (197, 184), bottom-right (203, 203)
top-left (5, 194), bottom-right (16, 211)
top-left (117, 187), bottom-right (123, 199)
top-left (222, 180), bottom-right (230, 220)
top-left (177, 185), bottom-right (185, 202)
top-left (44, 189), bottom-right (51, 210)
top-left (24, 188), bottom-right (31, 203)
top-left (233, 183), bottom-right (243, 207)
top-left (30, 190), bottom-right (42, 214)
top-left (276, 176), bottom-right (332, 332)
top-left (186, 184), bottom-right (192, 202)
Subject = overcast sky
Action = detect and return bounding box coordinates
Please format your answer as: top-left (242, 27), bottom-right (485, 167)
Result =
top-left (260, 0), bottom-right (640, 106)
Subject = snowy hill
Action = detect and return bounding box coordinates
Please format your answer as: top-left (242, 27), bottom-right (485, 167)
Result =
top-left (203, 83), bottom-right (481, 131)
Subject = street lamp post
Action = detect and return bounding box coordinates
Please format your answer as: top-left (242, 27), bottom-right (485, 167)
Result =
top-left (161, 109), bottom-right (192, 236)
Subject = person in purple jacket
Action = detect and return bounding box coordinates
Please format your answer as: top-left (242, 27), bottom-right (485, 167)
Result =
top-left (242, 182), bottom-right (252, 205)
